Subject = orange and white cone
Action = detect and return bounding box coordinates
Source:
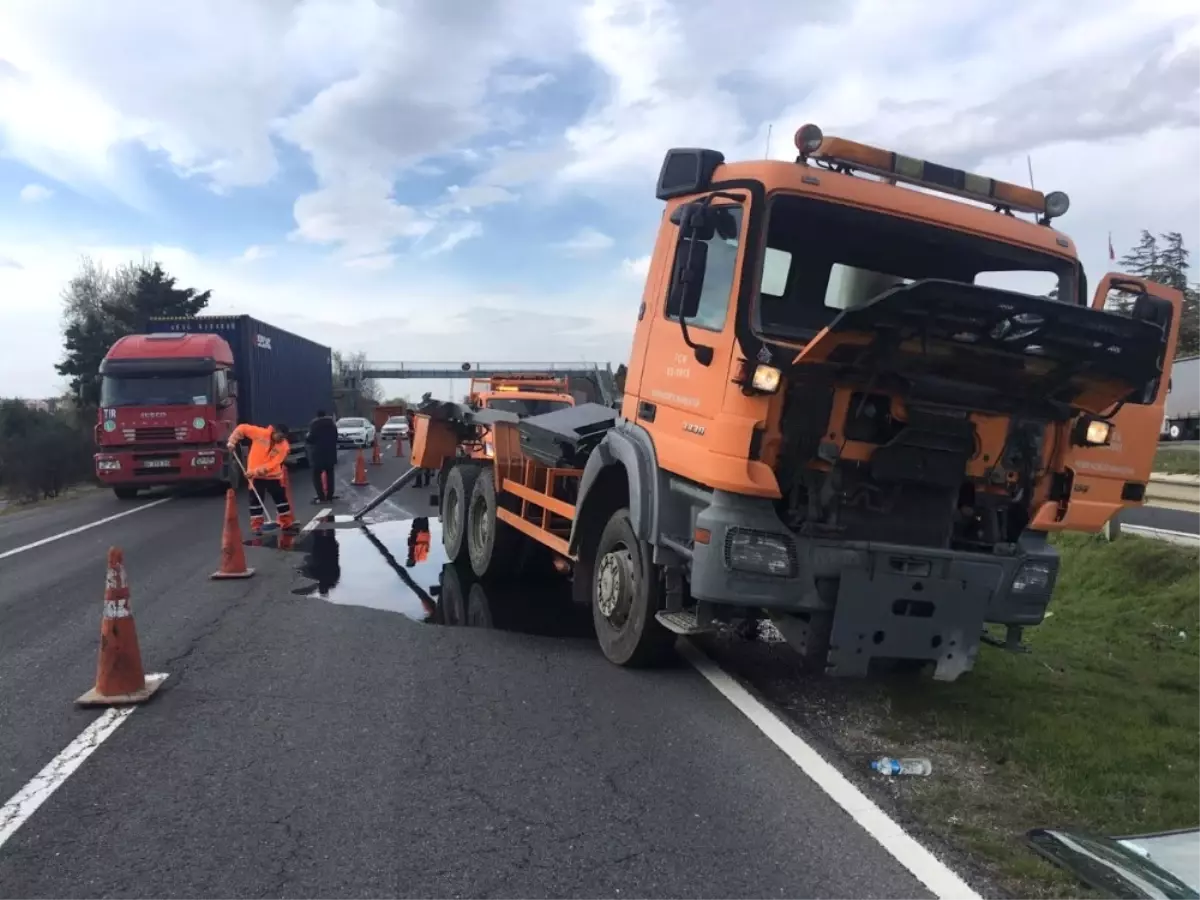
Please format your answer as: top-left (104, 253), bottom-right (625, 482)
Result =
top-left (352, 448), bottom-right (369, 486)
top-left (76, 547), bottom-right (168, 706)
top-left (395, 434), bottom-right (404, 458)
top-left (211, 488), bottom-right (256, 579)
top-left (371, 437), bottom-right (382, 466)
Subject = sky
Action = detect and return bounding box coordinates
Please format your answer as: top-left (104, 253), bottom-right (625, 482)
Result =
top-left (0, 0), bottom-right (1197, 402)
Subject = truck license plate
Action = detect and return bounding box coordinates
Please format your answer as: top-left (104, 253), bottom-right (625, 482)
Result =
top-left (142, 459), bottom-right (172, 469)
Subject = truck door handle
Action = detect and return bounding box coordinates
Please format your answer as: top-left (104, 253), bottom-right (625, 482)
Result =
top-left (638, 401), bottom-right (657, 422)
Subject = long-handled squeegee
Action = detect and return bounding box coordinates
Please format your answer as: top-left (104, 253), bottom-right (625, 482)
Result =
top-left (231, 451), bottom-right (277, 529)
top-left (349, 465), bottom-right (424, 522)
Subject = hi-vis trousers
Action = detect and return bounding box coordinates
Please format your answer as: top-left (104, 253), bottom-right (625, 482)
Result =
top-left (248, 477), bottom-right (293, 532)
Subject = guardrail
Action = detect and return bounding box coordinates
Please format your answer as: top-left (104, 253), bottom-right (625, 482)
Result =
top-left (1145, 472), bottom-right (1200, 514)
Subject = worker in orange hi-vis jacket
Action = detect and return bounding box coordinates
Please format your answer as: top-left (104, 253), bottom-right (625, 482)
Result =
top-left (227, 422), bottom-right (294, 535)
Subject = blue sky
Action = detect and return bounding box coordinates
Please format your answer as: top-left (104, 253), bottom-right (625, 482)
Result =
top-left (1, 0), bottom-right (1197, 400)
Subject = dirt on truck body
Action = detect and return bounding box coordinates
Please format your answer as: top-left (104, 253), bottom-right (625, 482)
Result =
top-left (411, 123), bottom-right (1184, 682)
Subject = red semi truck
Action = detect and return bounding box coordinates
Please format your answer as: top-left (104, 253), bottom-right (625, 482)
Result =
top-left (93, 316), bottom-right (334, 499)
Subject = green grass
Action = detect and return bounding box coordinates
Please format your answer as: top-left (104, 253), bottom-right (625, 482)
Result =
top-left (1154, 446), bottom-right (1200, 475)
top-left (884, 532), bottom-right (1199, 897)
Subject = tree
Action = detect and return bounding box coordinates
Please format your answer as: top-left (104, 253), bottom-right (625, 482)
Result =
top-left (1113, 231), bottom-right (1199, 358)
top-left (55, 257), bottom-right (212, 410)
top-left (614, 363), bottom-right (627, 394)
top-left (1157, 232), bottom-right (1199, 357)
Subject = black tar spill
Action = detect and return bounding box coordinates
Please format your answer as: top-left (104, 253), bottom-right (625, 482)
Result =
top-left (253, 516), bottom-right (592, 637)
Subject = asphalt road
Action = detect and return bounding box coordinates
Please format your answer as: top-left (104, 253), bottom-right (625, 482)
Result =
top-left (0, 442), bottom-right (932, 898)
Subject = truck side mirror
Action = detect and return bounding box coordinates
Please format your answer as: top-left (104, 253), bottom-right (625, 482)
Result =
top-left (667, 237), bottom-right (708, 320)
top-left (670, 201), bottom-right (716, 241)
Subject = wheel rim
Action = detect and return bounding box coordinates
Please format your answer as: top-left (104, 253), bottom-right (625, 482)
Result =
top-left (595, 545), bottom-right (635, 627)
top-left (469, 492), bottom-right (490, 556)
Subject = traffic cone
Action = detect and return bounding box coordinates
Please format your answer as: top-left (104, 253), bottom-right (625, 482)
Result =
top-left (211, 488), bottom-right (256, 579)
top-left (371, 437), bottom-right (382, 466)
top-left (395, 434), bottom-right (404, 458)
top-left (352, 448), bottom-right (369, 486)
top-left (77, 547), bottom-right (168, 706)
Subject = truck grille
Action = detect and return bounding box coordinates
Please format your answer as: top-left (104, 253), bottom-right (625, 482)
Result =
top-left (135, 426), bottom-right (182, 441)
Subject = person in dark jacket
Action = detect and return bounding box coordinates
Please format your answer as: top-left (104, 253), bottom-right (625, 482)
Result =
top-left (305, 409), bottom-right (338, 503)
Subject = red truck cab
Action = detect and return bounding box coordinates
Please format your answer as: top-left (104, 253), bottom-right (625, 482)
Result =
top-left (94, 333), bottom-right (238, 499)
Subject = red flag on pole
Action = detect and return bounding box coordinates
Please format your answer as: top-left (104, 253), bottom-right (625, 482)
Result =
top-left (1108, 232), bottom-right (1116, 261)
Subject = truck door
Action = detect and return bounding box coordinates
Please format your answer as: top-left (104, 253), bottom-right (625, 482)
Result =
top-left (1057, 273), bottom-right (1182, 528)
top-left (634, 193), bottom-right (750, 478)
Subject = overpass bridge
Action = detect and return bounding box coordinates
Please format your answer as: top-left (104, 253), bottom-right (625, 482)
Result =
top-left (359, 361), bottom-right (619, 406)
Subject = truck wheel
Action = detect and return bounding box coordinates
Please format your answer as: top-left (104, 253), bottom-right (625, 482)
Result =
top-left (591, 507), bottom-right (675, 667)
top-left (442, 464), bottom-right (481, 564)
top-left (466, 469), bottom-right (517, 578)
top-left (113, 486), bottom-right (139, 501)
top-left (438, 564), bottom-right (469, 626)
top-left (1168, 422), bottom-right (1182, 440)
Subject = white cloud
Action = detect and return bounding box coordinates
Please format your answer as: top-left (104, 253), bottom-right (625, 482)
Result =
top-left (234, 244), bottom-right (271, 264)
top-left (621, 255), bottom-right (651, 279)
top-left (420, 221), bottom-right (484, 257)
top-left (18, 183), bottom-right (52, 202)
top-left (0, 0), bottom-right (1197, 399)
top-left (0, 231), bottom-right (636, 397)
top-left (554, 227), bottom-right (615, 256)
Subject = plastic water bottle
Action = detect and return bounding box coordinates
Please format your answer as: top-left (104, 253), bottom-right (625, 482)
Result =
top-left (870, 756), bottom-right (932, 777)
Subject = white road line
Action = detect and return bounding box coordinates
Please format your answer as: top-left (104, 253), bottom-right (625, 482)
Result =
top-left (0, 673), bottom-right (168, 851)
top-left (0, 497), bottom-right (173, 562)
top-left (680, 642), bottom-right (981, 900)
top-left (301, 508), bottom-right (333, 535)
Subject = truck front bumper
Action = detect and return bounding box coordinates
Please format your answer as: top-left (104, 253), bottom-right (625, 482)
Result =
top-left (95, 446), bottom-right (227, 487)
top-left (689, 490), bottom-right (1059, 680)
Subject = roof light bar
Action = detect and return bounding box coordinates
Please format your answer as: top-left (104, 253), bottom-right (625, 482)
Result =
top-left (792, 124), bottom-right (1069, 221)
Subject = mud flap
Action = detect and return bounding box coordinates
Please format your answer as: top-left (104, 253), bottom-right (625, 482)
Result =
top-left (826, 569), bottom-right (988, 681)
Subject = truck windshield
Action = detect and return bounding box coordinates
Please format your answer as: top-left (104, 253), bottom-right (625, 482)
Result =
top-left (754, 193), bottom-right (1079, 342)
top-left (100, 374), bottom-right (212, 407)
top-left (487, 398), bottom-right (572, 416)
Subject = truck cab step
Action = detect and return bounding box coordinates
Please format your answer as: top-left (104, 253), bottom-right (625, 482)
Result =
top-left (655, 610), bottom-right (716, 636)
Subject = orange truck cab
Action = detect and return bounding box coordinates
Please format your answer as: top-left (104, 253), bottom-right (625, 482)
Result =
top-left (420, 123), bottom-right (1182, 682)
top-left (464, 375), bottom-right (576, 459)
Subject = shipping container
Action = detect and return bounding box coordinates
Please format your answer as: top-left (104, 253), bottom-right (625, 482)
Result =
top-left (1163, 355), bottom-right (1200, 440)
top-left (147, 315), bottom-right (334, 440)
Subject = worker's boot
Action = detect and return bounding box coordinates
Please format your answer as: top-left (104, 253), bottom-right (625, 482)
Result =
top-left (250, 514), bottom-right (266, 536)
top-left (279, 512), bottom-right (297, 533)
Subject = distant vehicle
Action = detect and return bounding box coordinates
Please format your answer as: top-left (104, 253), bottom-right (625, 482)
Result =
top-left (380, 416), bottom-right (410, 441)
top-left (337, 417), bottom-right (376, 447)
top-left (93, 315), bottom-right (334, 500)
top-left (1161, 355), bottom-right (1199, 441)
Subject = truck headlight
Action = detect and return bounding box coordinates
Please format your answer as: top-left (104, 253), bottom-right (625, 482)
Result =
top-left (751, 364), bottom-right (782, 393)
top-left (1012, 560), bottom-right (1054, 593)
top-left (1071, 415), bottom-right (1113, 448)
top-left (97, 458), bottom-right (121, 472)
top-left (725, 528), bottom-right (796, 577)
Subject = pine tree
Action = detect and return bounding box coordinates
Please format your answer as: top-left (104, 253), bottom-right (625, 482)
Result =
top-left (1158, 232), bottom-right (1199, 357)
top-left (55, 258), bottom-right (212, 409)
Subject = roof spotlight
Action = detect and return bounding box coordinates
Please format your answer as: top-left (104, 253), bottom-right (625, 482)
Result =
top-left (1044, 191), bottom-right (1070, 220)
top-left (794, 123), bottom-right (824, 156)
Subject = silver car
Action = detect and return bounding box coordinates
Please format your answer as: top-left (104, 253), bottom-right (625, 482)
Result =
top-left (380, 415), bottom-right (410, 441)
top-left (336, 417), bottom-right (376, 447)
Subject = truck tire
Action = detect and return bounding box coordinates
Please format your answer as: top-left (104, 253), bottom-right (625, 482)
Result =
top-left (590, 507), bottom-right (675, 667)
top-left (442, 464), bottom-right (481, 564)
top-left (438, 564), bottom-right (469, 626)
top-left (1168, 422), bottom-right (1182, 440)
top-left (466, 469), bottom-right (518, 578)
top-left (113, 486), bottom-right (139, 501)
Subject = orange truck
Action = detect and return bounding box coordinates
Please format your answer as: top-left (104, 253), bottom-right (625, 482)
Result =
top-left (410, 123), bottom-right (1183, 681)
top-left (464, 374), bottom-right (578, 459)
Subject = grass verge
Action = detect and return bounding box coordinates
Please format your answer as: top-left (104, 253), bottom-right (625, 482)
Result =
top-left (708, 533), bottom-right (1199, 898)
top-left (1154, 446), bottom-right (1200, 476)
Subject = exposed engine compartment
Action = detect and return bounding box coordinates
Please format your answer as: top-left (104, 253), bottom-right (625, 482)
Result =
top-left (773, 378), bottom-right (1048, 551)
